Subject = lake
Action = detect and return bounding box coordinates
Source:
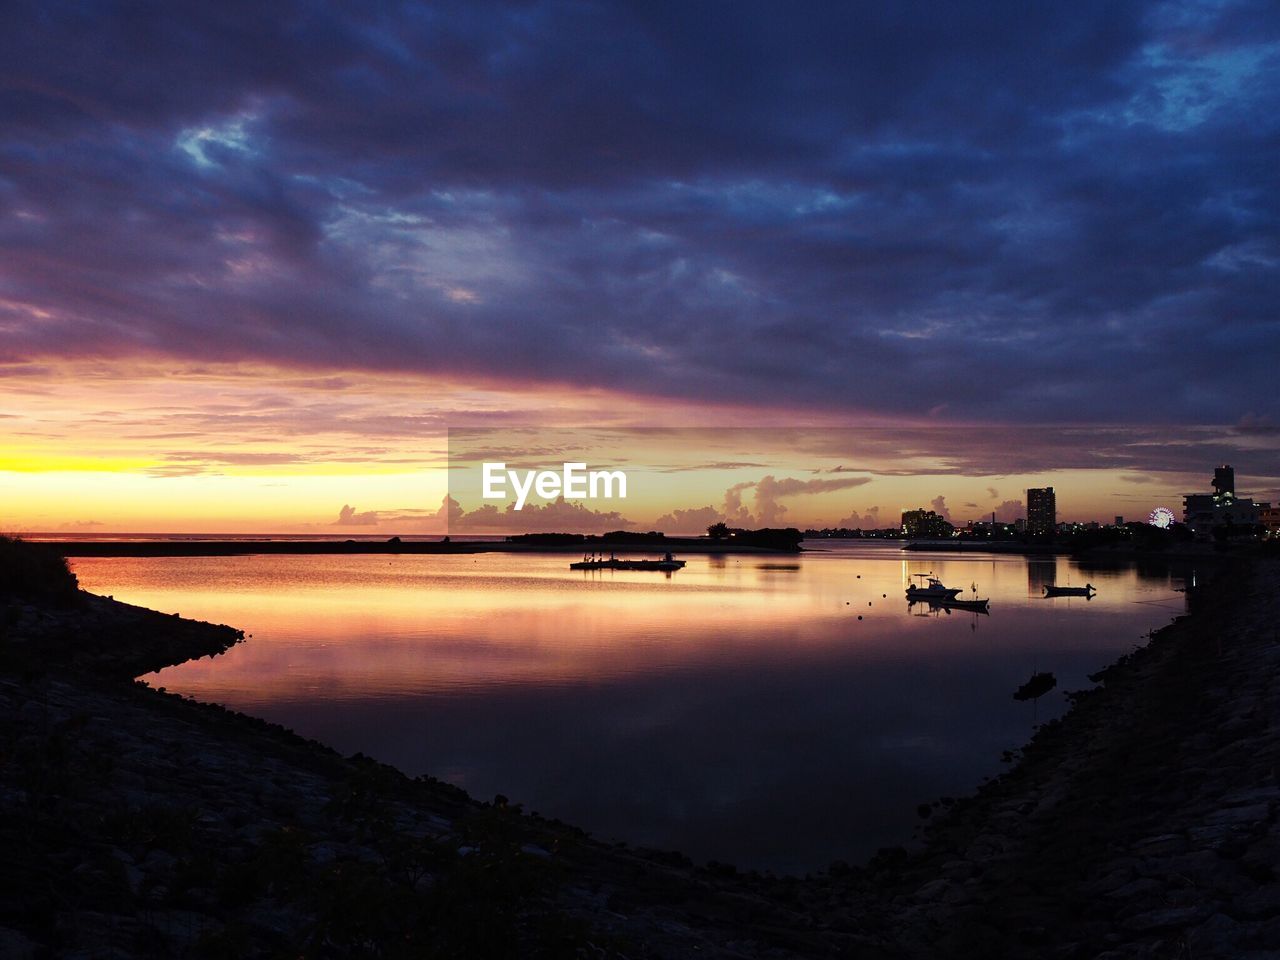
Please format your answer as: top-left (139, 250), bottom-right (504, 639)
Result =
top-left (70, 542), bottom-right (1190, 874)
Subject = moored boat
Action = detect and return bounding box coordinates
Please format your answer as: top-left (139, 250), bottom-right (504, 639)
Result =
top-left (570, 552), bottom-right (686, 572)
top-left (1043, 583), bottom-right (1095, 598)
top-left (904, 573), bottom-right (962, 601)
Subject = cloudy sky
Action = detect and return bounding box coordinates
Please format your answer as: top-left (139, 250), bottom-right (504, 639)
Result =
top-left (2, 1), bottom-right (1277, 531)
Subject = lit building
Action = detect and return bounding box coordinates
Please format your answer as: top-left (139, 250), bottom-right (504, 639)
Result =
top-left (1026, 487), bottom-right (1056, 540)
top-left (901, 508), bottom-right (954, 539)
top-left (1261, 505), bottom-right (1280, 538)
top-left (1182, 464), bottom-right (1270, 537)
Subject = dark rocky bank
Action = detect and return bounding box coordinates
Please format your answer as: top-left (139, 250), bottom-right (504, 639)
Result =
top-left (2, 546), bottom-right (1279, 958)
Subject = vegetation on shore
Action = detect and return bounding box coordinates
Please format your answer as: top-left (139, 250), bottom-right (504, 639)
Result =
top-left (0, 534), bottom-right (80, 604)
top-left (509, 525), bottom-right (805, 551)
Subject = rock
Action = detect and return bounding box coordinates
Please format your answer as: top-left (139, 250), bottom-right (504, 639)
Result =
top-left (1187, 912), bottom-right (1247, 955)
top-left (965, 833), bottom-right (1008, 858)
top-left (1217, 787), bottom-right (1280, 808)
top-left (1107, 877), bottom-right (1164, 900)
top-left (939, 859), bottom-right (976, 881)
top-left (0, 927), bottom-right (38, 960)
top-left (1230, 883), bottom-right (1280, 921)
top-left (146, 910), bottom-right (218, 950)
top-left (1132, 833), bottom-right (1188, 856)
top-left (1205, 803), bottom-right (1272, 826)
top-left (913, 878), bottom-right (952, 902)
top-left (1120, 905), bottom-right (1212, 933)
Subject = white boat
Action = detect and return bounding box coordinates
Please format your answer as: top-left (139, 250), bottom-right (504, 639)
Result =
top-left (905, 573), bottom-right (962, 600)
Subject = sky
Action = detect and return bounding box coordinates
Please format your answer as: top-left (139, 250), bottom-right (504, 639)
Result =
top-left (2, 1), bottom-right (1278, 532)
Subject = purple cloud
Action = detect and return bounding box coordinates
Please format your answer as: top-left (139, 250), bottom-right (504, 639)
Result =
top-left (0, 1), bottom-right (1276, 425)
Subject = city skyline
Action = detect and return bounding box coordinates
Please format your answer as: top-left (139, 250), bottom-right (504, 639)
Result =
top-left (9, 444), bottom-right (1273, 535)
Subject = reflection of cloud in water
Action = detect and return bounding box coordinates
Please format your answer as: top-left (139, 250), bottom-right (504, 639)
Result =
top-left (75, 546), bottom-right (1187, 873)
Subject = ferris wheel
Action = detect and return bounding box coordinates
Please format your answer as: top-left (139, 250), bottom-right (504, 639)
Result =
top-left (1149, 506), bottom-right (1175, 529)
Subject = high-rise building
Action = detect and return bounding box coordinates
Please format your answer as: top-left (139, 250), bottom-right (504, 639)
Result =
top-left (1027, 487), bottom-right (1056, 540)
top-left (1212, 465), bottom-right (1235, 499)
top-left (1184, 464), bottom-right (1269, 537)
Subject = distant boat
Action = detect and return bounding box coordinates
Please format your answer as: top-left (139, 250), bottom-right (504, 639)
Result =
top-left (1044, 584), bottom-right (1095, 598)
top-left (570, 552), bottom-right (686, 572)
top-left (905, 573), bottom-right (962, 601)
top-left (1013, 671), bottom-right (1057, 701)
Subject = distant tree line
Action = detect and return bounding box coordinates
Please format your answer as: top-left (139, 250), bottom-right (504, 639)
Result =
top-left (705, 524), bottom-right (803, 551)
top-left (505, 526), bottom-right (804, 551)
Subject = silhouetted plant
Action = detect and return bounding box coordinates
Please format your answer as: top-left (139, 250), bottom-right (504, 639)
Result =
top-left (0, 535), bottom-right (79, 604)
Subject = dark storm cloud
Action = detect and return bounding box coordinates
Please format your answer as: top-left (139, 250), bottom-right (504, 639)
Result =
top-left (1, 0), bottom-right (1277, 421)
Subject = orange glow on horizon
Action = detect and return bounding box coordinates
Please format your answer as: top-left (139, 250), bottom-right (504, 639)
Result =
top-left (0, 359), bottom-right (1236, 532)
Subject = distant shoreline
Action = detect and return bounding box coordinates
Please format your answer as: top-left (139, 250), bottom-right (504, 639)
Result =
top-left (50, 537), bottom-right (794, 558)
top-left (49, 536), bottom-right (1232, 559)
top-left (902, 539), bottom-right (1066, 554)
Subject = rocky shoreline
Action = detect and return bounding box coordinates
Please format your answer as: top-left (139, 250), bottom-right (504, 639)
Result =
top-left (861, 558), bottom-right (1280, 958)
top-left (2, 560), bottom-right (1279, 957)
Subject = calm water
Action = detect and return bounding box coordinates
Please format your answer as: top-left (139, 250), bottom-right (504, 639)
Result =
top-left (71, 543), bottom-right (1189, 873)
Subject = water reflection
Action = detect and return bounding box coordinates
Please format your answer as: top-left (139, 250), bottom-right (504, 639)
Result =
top-left (71, 542), bottom-right (1187, 873)
top-left (1027, 559), bottom-right (1057, 596)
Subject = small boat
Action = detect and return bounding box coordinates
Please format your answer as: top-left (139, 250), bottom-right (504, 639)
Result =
top-left (570, 552), bottom-right (686, 572)
top-left (1044, 583), bottom-right (1095, 598)
top-left (910, 577), bottom-right (990, 613)
top-left (1013, 671), bottom-right (1057, 701)
top-left (905, 573), bottom-right (962, 601)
